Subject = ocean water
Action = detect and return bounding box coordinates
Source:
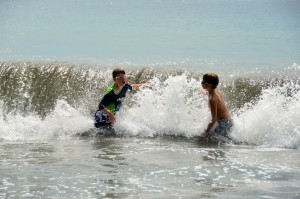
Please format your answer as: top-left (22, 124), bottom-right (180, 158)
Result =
top-left (0, 62), bottom-right (300, 198)
top-left (1, 0), bottom-right (300, 198)
top-left (1, 0), bottom-right (300, 67)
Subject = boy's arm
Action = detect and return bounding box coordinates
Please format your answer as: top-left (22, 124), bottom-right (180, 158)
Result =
top-left (130, 80), bottom-right (151, 90)
top-left (101, 107), bottom-right (116, 124)
top-left (131, 84), bottom-right (142, 90)
top-left (203, 98), bottom-right (218, 135)
top-left (98, 95), bottom-right (116, 124)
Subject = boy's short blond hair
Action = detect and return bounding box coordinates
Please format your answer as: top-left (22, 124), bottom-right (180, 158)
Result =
top-left (203, 73), bottom-right (219, 89)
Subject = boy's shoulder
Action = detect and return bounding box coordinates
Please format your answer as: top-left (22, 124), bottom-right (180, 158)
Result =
top-left (105, 84), bottom-right (115, 95)
top-left (124, 83), bottom-right (132, 90)
top-left (210, 91), bottom-right (222, 102)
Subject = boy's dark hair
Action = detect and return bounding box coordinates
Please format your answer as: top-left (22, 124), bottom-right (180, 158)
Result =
top-left (112, 68), bottom-right (125, 78)
top-left (203, 73), bottom-right (219, 89)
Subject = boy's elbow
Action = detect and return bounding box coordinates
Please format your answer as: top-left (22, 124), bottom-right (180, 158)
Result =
top-left (211, 118), bottom-right (218, 124)
top-left (98, 103), bottom-right (105, 110)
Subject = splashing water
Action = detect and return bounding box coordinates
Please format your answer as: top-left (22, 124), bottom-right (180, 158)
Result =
top-left (115, 73), bottom-right (209, 137)
top-left (1, 61), bottom-right (300, 149)
top-left (0, 100), bottom-right (91, 141)
top-left (232, 82), bottom-right (300, 149)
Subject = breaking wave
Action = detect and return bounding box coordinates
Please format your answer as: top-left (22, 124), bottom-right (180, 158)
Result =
top-left (1, 61), bottom-right (300, 149)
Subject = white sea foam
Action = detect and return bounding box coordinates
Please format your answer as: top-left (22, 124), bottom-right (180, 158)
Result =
top-left (116, 74), bottom-right (300, 149)
top-left (1, 72), bottom-right (300, 149)
top-left (115, 73), bottom-right (209, 137)
top-left (232, 82), bottom-right (300, 149)
top-left (0, 100), bottom-right (92, 141)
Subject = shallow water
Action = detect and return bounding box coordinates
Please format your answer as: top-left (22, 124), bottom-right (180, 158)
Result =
top-left (1, 135), bottom-right (299, 199)
top-left (0, 61), bottom-right (300, 198)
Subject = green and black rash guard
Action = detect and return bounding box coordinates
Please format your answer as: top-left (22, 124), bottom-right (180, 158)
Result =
top-left (98, 83), bottom-right (132, 114)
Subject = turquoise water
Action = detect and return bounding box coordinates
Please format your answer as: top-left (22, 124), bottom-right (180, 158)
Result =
top-left (1, 0), bottom-right (299, 67)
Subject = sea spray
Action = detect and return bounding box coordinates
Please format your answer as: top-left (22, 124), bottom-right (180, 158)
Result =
top-left (232, 80), bottom-right (300, 149)
top-left (115, 73), bottom-right (208, 137)
top-left (0, 100), bottom-right (91, 141)
top-left (1, 61), bottom-right (300, 149)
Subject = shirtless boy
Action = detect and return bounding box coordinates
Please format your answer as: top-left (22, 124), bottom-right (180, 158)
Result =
top-left (200, 73), bottom-right (233, 138)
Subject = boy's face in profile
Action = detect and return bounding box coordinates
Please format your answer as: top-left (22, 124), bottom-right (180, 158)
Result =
top-left (114, 73), bottom-right (127, 86)
top-left (201, 80), bottom-right (211, 90)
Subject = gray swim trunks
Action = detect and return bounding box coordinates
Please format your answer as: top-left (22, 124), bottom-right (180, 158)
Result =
top-left (210, 119), bottom-right (233, 137)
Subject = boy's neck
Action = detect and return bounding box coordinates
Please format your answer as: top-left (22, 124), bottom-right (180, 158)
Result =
top-left (208, 88), bottom-right (216, 95)
top-left (114, 83), bottom-right (121, 89)
top-left (113, 83), bottom-right (124, 93)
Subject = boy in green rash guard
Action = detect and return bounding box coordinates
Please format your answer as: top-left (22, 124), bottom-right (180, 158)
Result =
top-left (94, 68), bottom-right (142, 128)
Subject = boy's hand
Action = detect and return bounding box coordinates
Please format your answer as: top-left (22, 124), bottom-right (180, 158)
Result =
top-left (200, 131), bottom-right (209, 137)
top-left (107, 111), bottom-right (116, 124)
top-left (132, 80), bottom-right (151, 90)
